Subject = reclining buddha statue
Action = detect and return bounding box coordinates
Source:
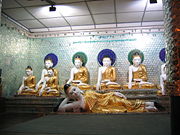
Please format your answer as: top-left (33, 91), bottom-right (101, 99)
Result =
top-left (95, 49), bottom-right (121, 90)
top-left (36, 53), bottom-right (60, 96)
top-left (66, 52), bottom-right (91, 90)
top-left (124, 49), bottom-right (157, 89)
top-left (17, 66), bottom-right (37, 96)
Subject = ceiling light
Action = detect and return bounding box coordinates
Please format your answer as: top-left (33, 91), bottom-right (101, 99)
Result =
top-left (150, 0), bottom-right (157, 4)
top-left (49, 5), bottom-right (56, 11)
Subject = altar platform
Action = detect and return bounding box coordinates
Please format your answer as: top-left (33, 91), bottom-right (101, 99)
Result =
top-left (4, 89), bottom-right (170, 113)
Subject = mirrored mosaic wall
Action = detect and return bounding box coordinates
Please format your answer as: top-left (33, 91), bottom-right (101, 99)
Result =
top-left (0, 25), bottom-right (165, 97)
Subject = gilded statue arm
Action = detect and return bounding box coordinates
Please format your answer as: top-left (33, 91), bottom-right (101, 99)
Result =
top-left (81, 67), bottom-right (89, 83)
top-left (110, 67), bottom-right (117, 82)
top-left (29, 76), bottom-right (36, 89)
top-left (141, 65), bottom-right (148, 82)
top-left (51, 77), bottom-right (59, 89)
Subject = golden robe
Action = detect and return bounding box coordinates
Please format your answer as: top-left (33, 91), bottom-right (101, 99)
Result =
top-left (98, 66), bottom-right (121, 90)
top-left (72, 67), bottom-right (91, 90)
top-left (42, 76), bottom-right (60, 96)
top-left (84, 91), bottom-right (145, 113)
top-left (124, 64), bottom-right (157, 89)
top-left (19, 76), bottom-right (37, 95)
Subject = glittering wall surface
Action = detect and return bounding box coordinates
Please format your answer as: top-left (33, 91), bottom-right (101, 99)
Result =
top-left (0, 25), bottom-right (165, 97)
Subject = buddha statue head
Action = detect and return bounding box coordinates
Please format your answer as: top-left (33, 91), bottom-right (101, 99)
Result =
top-left (25, 66), bottom-right (33, 76)
top-left (47, 68), bottom-right (54, 77)
top-left (132, 53), bottom-right (142, 67)
top-left (74, 56), bottom-right (83, 68)
top-left (72, 52), bottom-right (87, 67)
top-left (102, 56), bottom-right (112, 67)
top-left (98, 49), bottom-right (116, 67)
top-left (44, 53), bottom-right (58, 68)
top-left (128, 49), bottom-right (144, 65)
top-left (44, 58), bottom-right (53, 69)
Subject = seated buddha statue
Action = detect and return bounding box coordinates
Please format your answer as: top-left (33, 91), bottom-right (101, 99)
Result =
top-left (124, 50), bottom-right (157, 89)
top-left (67, 52), bottom-right (91, 90)
top-left (94, 49), bottom-right (121, 90)
top-left (96, 56), bottom-right (121, 90)
top-left (17, 66), bottom-right (37, 96)
top-left (36, 54), bottom-right (59, 91)
top-left (38, 68), bottom-right (60, 96)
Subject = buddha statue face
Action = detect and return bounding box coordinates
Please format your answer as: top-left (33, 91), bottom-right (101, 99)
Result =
top-left (45, 59), bottom-right (53, 69)
top-left (47, 69), bottom-right (54, 76)
top-left (67, 86), bottom-right (82, 99)
top-left (102, 57), bottom-right (112, 67)
top-left (25, 69), bottom-right (33, 76)
top-left (132, 55), bottom-right (141, 67)
top-left (74, 58), bottom-right (82, 68)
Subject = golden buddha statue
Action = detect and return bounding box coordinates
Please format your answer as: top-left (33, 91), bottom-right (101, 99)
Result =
top-left (36, 55), bottom-right (59, 92)
top-left (67, 52), bottom-right (91, 90)
top-left (96, 56), bottom-right (121, 90)
top-left (39, 68), bottom-right (60, 96)
top-left (124, 50), bottom-right (157, 89)
top-left (17, 66), bottom-right (37, 96)
top-left (95, 49), bottom-right (121, 90)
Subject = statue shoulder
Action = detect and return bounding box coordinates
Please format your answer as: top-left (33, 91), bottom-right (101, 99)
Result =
top-left (81, 66), bottom-right (88, 70)
top-left (140, 64), bottom-right (146, 68)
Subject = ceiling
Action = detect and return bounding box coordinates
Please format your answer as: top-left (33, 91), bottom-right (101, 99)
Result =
top-left (2, 0), bottom-right (164, 33)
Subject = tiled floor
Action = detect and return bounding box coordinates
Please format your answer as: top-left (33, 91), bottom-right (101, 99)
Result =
top-left (0, 112), bottom-right (171, 135)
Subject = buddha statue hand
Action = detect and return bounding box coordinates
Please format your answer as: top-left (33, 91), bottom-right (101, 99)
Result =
top-left (114, 92), bottom-right (127, 99)
top-left (128, 82), bottom-right (132, 89)
top-left (39, 89), bottom-right (44, 96)
top-left (106, 81), bottom-right (118, 86)
top-left (47, 89), bottom-right (57, 93)
top-left (72, 80), bottom-right (82, 84)
top-left (101, 79), bottom-right (110, 83)
top-left (35, 84), bottom-right (39, 90)
top-left (96, 83), bottom-right (101, 90)
top-left (17, 90), bottom-right (22, 95)
top-left (134, 79), bottom-right (142, 83)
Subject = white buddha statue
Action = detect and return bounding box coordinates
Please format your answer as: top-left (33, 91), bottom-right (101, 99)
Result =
top-left (67, 56), bottom-right (91, 90)
top-left (36, 58), bottom-right (59, 91)
top-left (39, 68), bottom-right (60, 96)
top-left (124, 52), bottom-right (156, 89)
top-left (17, 66), bottom-right (37, 95)
top-left (160, 63), bottom-right (167, 95)
top-left (96, 56), bottom-right (121, 90)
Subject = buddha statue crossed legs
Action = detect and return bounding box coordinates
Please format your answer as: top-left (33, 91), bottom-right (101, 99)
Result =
top-left (67, 52), bottom-right (91, 90)
top-left (17, 66), bottom-right (37, 96)
top-left (96, 49), bottom-right (121, 90)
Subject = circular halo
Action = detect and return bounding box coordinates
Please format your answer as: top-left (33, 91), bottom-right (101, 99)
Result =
top-left (44, 53), bottom-right (58, 67)
top-left (72, 52), bottom-right (88, 66)
top-left (97, 49), bottom-right (116, 66)
top-left (159, 48), bottom-right (166, 63)
top-left (128, 49), bottom-right (144, 65)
